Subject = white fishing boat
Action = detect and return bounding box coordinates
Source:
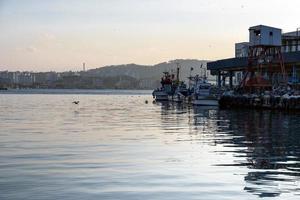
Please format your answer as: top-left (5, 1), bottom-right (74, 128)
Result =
top-left (192, 76), bottom-right (218, 106)
top-left (171, 82), bottom-right (188, 103)
top-left (171, 91), bottom-right (185, 103)
top-left (152, 89), bottom-right (169, 101)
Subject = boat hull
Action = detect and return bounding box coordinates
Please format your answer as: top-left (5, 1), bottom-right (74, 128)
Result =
top-left (169, 94), bottom-right (186, 103)
top-left (155, 95), bottom-right (169, 101)
top-left (192, 98), bottom-right (218, 106)
top-left (153, 91), bottom-right (169, 101)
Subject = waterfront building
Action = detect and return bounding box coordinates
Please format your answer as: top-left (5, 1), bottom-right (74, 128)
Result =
top-left (208, 25), bottom-right (300, 87)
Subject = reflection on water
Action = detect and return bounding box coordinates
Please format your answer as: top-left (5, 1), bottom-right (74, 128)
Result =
top-left (0, 92), bottom-right (300, 199)
top-left (215, 109), bottom-right (300, 198)
top-left (157, 102), bottom-right (300, 198)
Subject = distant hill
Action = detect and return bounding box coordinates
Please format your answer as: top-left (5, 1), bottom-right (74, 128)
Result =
top-left (0, 59), bottom-right (214, 89)
top-left (85, 59), bottom-right (213, 89)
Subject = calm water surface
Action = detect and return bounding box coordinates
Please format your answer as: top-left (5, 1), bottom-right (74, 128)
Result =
top-left (1, 90), bottom-right (300, 199)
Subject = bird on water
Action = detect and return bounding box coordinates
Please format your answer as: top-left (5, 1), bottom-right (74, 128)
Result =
top-left (72, 101), bottom-right (80, 104)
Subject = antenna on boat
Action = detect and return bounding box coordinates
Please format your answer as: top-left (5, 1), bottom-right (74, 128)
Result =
top-left (200, 63), bottom-right (203, 78)
top-left (297, 27), bottom-right (300, 51)
top-left (176, 62), bottom-right (180, 85)
top-left (188, 67), bottom-right (194, 89)
top-left (83, 62), bottom-right (86, 71)
top-left (176, 63), bottom-right (179, 80)
top-left (204, 64), bottom-right (207, 79)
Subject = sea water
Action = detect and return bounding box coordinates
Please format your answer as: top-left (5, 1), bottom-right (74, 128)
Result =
top-left (0, 89), bottom-right (300, 199)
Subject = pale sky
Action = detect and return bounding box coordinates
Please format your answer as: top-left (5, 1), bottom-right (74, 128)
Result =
top-left (0, 0), bottom-right (300, 71)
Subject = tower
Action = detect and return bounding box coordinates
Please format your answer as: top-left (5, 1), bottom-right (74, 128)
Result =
top-left (240, 25), bottom-right (287, 91)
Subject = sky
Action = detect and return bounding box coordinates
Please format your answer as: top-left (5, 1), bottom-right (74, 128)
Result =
top-left (0, 0), bottom-right (300, 71)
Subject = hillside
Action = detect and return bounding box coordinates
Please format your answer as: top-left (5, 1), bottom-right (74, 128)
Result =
top-left (0, 59), bottom-right (214, 89)
top-left (85, 59), bottom-right (213, 89)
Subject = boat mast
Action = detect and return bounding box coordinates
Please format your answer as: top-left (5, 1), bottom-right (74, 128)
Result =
top-left (176, 62), bottom-right (180, 83)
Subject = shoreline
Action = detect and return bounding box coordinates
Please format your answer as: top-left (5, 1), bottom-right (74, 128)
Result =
top-left (0, 88), bottom-right (153, 95)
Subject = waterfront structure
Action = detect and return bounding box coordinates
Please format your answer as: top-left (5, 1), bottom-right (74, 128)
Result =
top-left (282, 29), bottom-right (300, 53)
top-left (208, 25), bottom-right (300, 87)
top-left (209, 25), bottom-right (300, 110)
top-left (235, 42), bottom-right (249, 58)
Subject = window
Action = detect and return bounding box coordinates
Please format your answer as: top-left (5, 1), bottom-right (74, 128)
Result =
top-left (254, 30), bottom-right (261, 36)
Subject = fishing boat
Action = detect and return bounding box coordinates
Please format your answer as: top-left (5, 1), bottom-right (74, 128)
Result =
top-left (170, 65), bottom-right (189, 103)
top-left (152, 72), bottom-right (173, 101)
top-left (172, 82), bottom-right (188, 103)
top-left (153, 64), bottom-right (189, 102)
top-left (191, 76), bottom-right (218, 106)
top-left (152, 89), bottom-right (169, 101)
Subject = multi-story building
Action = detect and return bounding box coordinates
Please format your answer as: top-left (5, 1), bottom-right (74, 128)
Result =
top-left (18, 72), bottom-right (34, 85)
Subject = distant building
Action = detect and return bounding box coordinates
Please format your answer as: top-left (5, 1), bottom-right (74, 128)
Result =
top-left (13, 72), bottom-right (20, 84)
top-left (34, 73), bottom-right (47, 83)
top-left (45, 72), bottom-right (59, 83)
top-left (282, 30), bottom-right (300, 52)
top-left (0, 71), bottom-right (14, 85)
top-left (18, 72), bottom-right (34, 85)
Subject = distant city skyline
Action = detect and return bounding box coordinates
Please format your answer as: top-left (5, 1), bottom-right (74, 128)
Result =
top-left (1, 0), bottom-right (300, 71)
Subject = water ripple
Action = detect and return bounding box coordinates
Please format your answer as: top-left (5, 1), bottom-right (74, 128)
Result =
top-left (1, 92), bottom-right (300, 199)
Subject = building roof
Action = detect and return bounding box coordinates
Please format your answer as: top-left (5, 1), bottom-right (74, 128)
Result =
top-left (249, 24), bottom-right (282, 32)
top-left (283, 31), bottom-right (300, 37)
top-left (207, 51), bottom-right (300, 72)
